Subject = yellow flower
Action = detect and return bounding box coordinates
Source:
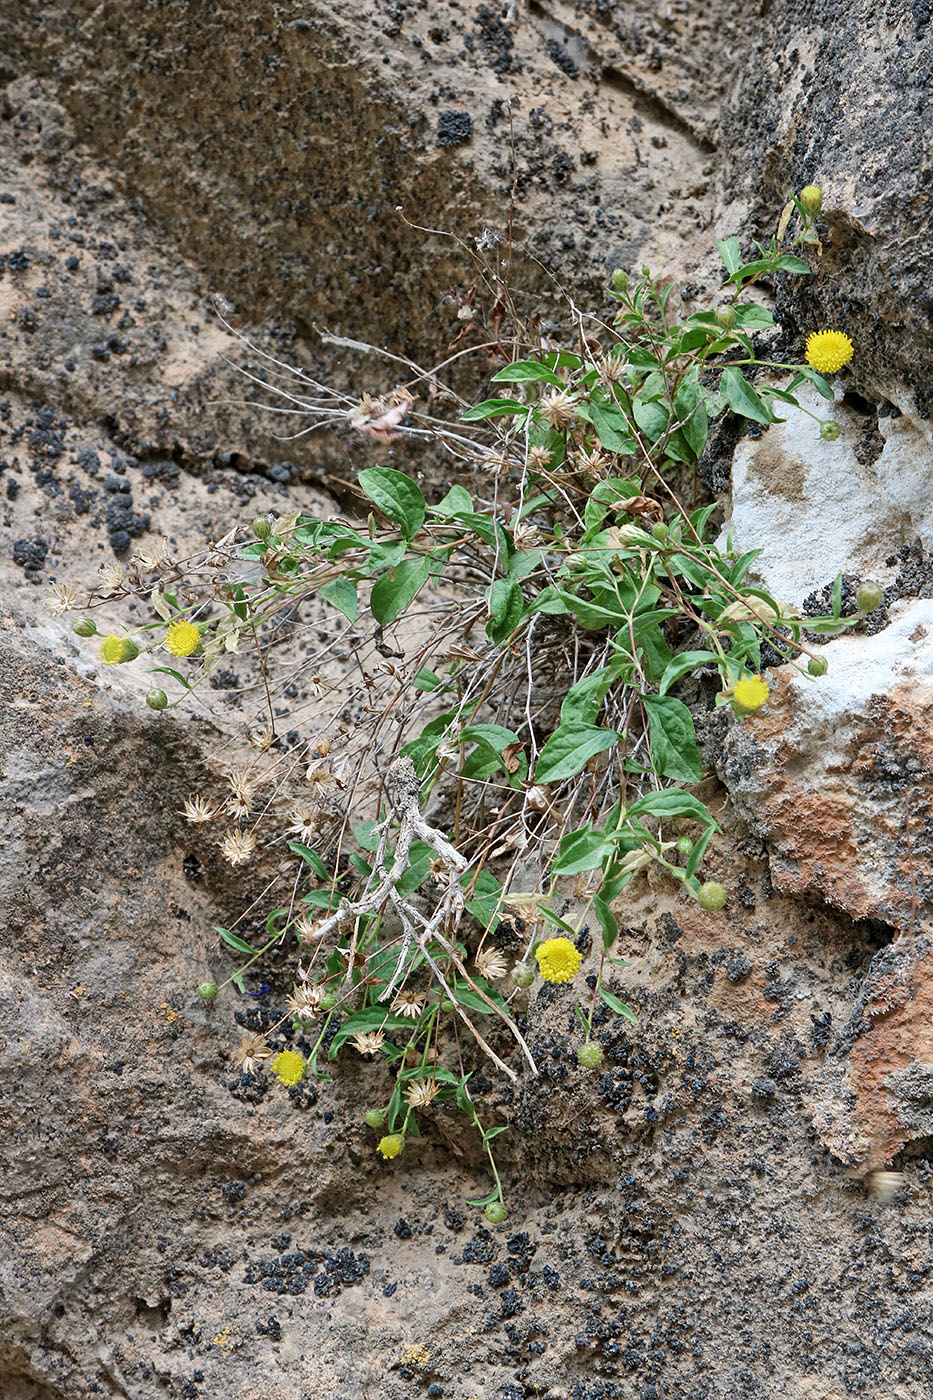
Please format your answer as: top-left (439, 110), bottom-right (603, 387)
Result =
top-left (535, 937), bottom-right (582, 984)
top-left (732, 674), bottom-right (770, 714)
top-left (98, 634), bottom-right (139, 664)
top-left (377, 1134), bottom-right (405, 1161)
top-left (805, 330), bottom-right (853, 374)
top-left (271, 1050), bottom-right (306, 1087)
top-left (165, 619), bottom-right (201, 656)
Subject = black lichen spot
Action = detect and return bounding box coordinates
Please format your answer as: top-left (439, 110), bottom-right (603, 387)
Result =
top-left (436, 110), bottom-right (474, 147)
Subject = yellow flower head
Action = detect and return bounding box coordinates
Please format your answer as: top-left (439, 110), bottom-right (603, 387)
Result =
top-left (165, 619), bottom-right (201, 656)
top-left (377, 1134), bottom-right (405, 1161)
top-left (98, 634), bottom-right (139, 664)
top-left (732, 674), bottom-right (770, 714)
top-left (805, 330), bottom-right (853, 375)
top-left (271, 1050), bottom-right (306, 1087)
top-left (535, 936), bottom-right (582, 984)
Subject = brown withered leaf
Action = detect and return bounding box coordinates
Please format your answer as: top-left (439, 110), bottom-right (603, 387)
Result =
top-left (501, 741), bottom-right (525, 774)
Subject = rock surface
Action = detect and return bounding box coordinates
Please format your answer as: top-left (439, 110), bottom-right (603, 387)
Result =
top-left (3, 1), bottom-right (933, 1398)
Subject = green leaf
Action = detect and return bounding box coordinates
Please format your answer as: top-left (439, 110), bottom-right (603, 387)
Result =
top-left (358, 468), bottom-right (426, 538)
top-left (535, 723), bottom-right (619, 784)
top-left (461, 398), bottom-right (530, 421)
top-left (775, 253), bottom-right (810, 274)
top-left (593, 892), bottom-right (618, 949)
top-left (432, 484), bottom-right (473, 517)
top-left (552, 826), bottom-right (614, 876)
top-left (674, 376), bottom-right (709, 460)
top-left (491, 358), bottom-right (565, 387)
top-left (658, 650), bottom-right (718, 696)
top-left (486, 578), bottom-right (524, 643)
top-left (319, 576), bottom-right (357, 624)
top-left (463, 870), bottom-right (503, 932)
top-left (720, 367), bottom-right (775, 425)
top-left (215, 925), bottom-right (258, 956)
top-left (560, 665), bottom-right (620, 726)
top-left (685, 823), bottom-right (716, 879)
top-left (150, 665), bottom-right (192, 691)
top-left (627, 789), bottom-right (717, 827)
top-left (370, 556), bottom-right (430, 625)
top-left (641, 695), bottom-right (703, 782)
top-left (588, 399), bottom-right (635, 453)
top-left (288, 843), bottom-right (329, 879)
top-left (632, 394), bottom-right (669, 441)
top-left (451, 981), bottom-right (509, 1017)
top-left (414, 667), bottom-right (444, 692)
top-left (598, 985), bottom-right (638, 1023)
top-left (716, 236), bottom-right (741, 275)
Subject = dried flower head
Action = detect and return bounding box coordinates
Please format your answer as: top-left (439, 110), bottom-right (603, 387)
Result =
top-left (286, 983), bottom-right (323, 1019)
top-left (392, 992), bottom-right (424, 1020)
top-left (352, 1030), bottom-right (386, 1057)
top-left (305, 762), bottom-right (334, 790)
top-left (294, 915), bottom-right (322, 944)
top-left (164, 619), bottom-right (201, 657)
top-left (287, 806), bottom-right (319, 841)
top-left (535, 936), bottom-right (582, 984)
top-left (574, 446), bottom-right (610, 479)
top-left (181, 795), bottom-right (215, 824)
top-left (405, 1078), bottom-right (441, 1109)
top-left (597, 353), bottom-right (628, 384)
top-left (135, 537), bottom-right (172, 570)
top-left (526, 444), bottom-right (552, 470)
top-left (483, 450), bottom-right (512, 479)
top-left (250, 724), bottom-right (275, 752)
top-left (511, 521), bottom-right (543, 551)
top-left (731, 674), bottom-right (770, 715)
top-left (237, 1033), bottom-right (273, 1075)
top-left (219, 827), bottom-right (256, 866)
top-left (227, 770), bottom-right (255, 811)
top-left (475, 948), bottom-right (508, 981)
top-left (805, 329), bottom-right (854, 374)
top-left (538, 390), bottom-right (578, 432)
top-left (97, 561), bottom-right (125, 592)
top-left (271, 1049), bottom-right (306, 1086)
top-left (46, 582), bottom-right (79, 615)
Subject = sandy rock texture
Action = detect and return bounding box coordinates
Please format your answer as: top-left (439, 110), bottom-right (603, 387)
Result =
top-left (2, 0), bottom-right (933, 1398)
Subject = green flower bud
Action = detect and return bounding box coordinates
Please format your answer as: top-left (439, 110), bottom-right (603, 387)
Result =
top-left (651, 521), bottom-right (670, 542)
top-left (820, 420), bottom-right (841, 441)
top-left (676, 836), bottom-right (694, 856)
top-left (697, 880), bottom-right (727, 912)
top-left (440, 998), bottom-right (455, 1013)
top-left (484, 1201), bottom-right (508, 1224)
top-left (856, 581), bottom-right (884, 613)
top-left (807, 655), bottom-right (828, 677)
top-left (577, 1041), bottom-right (604, 1069)
top-left (72, 617), bottom-right (98, 637)
top-left (610, 268), bottom-right (628, 294)
top-left (511, 962), bottom-right (535, 989)
top-left (146, 688), bottom-right (169, 711)
top-left (197, 980), bottom-right (218, 1001)
top-left (715, 305), bottom-right (736, 331)
top-left (319, 992), bottom-right (338, 1012)
top-left (364, 1108), bottom-right (385, 1130)
top-left (251, 517), bottom-right (273, 541)
top-left (799, 184), bottom-right (822, 217)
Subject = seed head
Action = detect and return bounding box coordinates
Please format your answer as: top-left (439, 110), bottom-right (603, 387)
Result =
top-left (392, 992), bottom-right (424, 1020)
top-left (526, 444), bottom-right (553, 470)
top-left (219, 827), bottom-right (256, 866)
top-left (475, 948), bottom-right (508, 981)
top-left (286, 983), bottom-right (323, 1019)
top-left (538, 390), bottom-right (578, 432)
top-left (97, 561), bottom-right (125, 592)
top-left (405, 1078), bottom-right (441, 1108)
top-left (135, 537), bottom-right (172, 569)
top-left (287, 806), bottom-right (319, 841)
top-left (237, 1033), bottom-right (272, 1075)
top-left (352, 1030), bottom-right (386, 1057)
top-left (47, 582), bottom-right (79, 615)
top-left (182, 795), bottom-right (215, 824)
top-left (250, 725), bottom-right (275, 752)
